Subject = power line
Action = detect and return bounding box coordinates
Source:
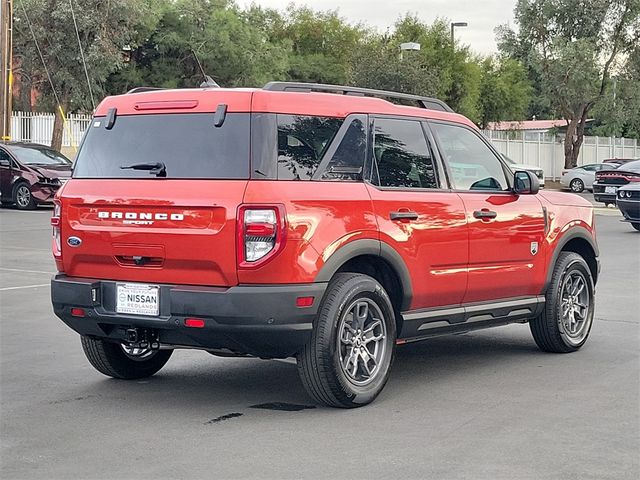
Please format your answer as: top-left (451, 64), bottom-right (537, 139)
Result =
top-left (69, 0), bottom-right (95, 109)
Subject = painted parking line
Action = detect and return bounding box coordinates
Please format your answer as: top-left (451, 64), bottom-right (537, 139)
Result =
top-left (0, 267), bottom-right (56, 275)
top-left (0, 283), bottom-right (49, 292)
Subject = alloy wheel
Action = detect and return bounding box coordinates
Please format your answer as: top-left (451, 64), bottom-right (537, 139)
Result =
top-left (559, 270), bottom-right (591, 346)
top-left (337, 298), bottom-right (388, 386)
top-left (16, 185), bottom-right (31, 208)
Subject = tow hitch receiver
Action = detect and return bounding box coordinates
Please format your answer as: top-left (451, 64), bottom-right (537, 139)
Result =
top-left (124, 328), bottom-right (160, 350)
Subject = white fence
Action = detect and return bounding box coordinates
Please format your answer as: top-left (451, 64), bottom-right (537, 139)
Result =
top-left (483, 130), bottom-right (639, 179)
top-left (10, 111), bottom-right (91, 148)
top-left (8, 112), bottom-right (640, 179)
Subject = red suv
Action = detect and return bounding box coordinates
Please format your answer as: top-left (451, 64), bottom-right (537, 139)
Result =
top-left (51, 83), bottom-right (600, 408)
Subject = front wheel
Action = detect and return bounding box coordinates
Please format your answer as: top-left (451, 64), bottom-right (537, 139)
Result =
top-left (13, 182), bottom-right (36, 210)
top-left (297, 273), bottom-right (396, 408)
top-left (530, 252), bottom-right (595, 353)
top-left (81, 336), bottom-right (173, 379)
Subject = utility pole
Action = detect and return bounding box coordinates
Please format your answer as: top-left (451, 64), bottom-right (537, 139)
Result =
top-left (1, 0), bottom-right (12, 141)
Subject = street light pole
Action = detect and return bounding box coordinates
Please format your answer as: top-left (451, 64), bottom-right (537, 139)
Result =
top-left (0, 0), bottom-right (12, 141)
top-left (450, 21), bottom-right (468, 45)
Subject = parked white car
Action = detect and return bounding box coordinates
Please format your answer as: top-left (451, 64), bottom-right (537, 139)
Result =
top-left (501, 155), bottom-right (545, 188)
top-left (560, 163), bottom-right (619, 193)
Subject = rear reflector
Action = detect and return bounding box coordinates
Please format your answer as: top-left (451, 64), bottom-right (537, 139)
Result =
top-left (184, 318), bottom-right (205, 328)
top-left (71, 308), bottom-right (86, 317)
top-left (296, 296), bottom-right (314, 308)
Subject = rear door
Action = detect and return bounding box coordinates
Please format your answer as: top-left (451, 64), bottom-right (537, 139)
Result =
top-left (61, 109), bottom-right (251, 287)
top-left (429, 121), bottom-right (546, 303)
top-left (366, 117), bottom-right (468, 310)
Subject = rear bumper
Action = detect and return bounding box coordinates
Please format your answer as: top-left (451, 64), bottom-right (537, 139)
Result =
top-left (51, 275), bottom-right (327, 357)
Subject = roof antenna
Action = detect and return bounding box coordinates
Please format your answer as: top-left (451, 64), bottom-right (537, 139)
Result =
top-left (192, 49), bottom-right (220, 88)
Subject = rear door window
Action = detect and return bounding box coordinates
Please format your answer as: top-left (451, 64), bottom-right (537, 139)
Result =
top-left (73, 113), bottom-right (250, 179)
top-left (371, 118), bottom-right (439, 189)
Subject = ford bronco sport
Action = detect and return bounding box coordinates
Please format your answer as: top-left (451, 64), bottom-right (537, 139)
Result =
top-left (51, 82), bottom-right (599, 408)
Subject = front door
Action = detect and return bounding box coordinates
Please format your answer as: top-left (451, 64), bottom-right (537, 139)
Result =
top-left (0, 148), bottom-right (14, 202)
top-left (366, 117), bottom-right (468, 311)
top-left (429, 121), bottom-right (546, 303)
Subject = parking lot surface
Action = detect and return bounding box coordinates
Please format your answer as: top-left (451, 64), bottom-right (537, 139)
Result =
top-left (1, 205), bottom-right (638, 480)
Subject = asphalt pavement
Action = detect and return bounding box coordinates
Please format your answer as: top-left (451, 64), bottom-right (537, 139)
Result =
top-left (1, 201), bottom-right (638, 480)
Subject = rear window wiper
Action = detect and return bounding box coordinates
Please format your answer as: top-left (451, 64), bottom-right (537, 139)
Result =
top-left (120, 162), bottom-right (167, 177)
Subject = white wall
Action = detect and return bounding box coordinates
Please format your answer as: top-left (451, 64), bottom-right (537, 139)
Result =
top-left (483, 130), bottom-right (639, 179)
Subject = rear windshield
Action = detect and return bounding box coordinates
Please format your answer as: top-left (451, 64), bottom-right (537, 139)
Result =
top-left (73, 113), bottom-right (250, 179)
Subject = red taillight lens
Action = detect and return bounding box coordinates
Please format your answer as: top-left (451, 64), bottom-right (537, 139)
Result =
top-left (184, 318), bottom-right (205, 328)
top-left (296, 296), bottom-right (315, 308)
top-left (71, 308), bottom-right (85, 317)
top-left (52, 199), bottom-right (62, 256)
top-left (237, 205), bottom-right (286, 268)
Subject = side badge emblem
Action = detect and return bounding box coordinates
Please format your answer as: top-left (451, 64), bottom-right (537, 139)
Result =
top-left (530, 241), bottom-right (539, 256)
top-left (67, 236), bottom-right (82, 247)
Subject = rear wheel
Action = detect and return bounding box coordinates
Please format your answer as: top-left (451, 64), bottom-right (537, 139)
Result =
top-left (530, 252), bottom-right (594, 353)
top-left (81, 336), bottom-right (173, 379)
top-left (296, 273), bottom-right (396, 408)
top-left (569, 178), bottom-right (584, 193)
top-left (13, 182), bottom-right (36, 210)
top-left (632, 223), bottom-right (640, 232)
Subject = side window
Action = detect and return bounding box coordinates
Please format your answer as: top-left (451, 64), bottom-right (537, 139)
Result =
top-left (277, 115), bottom-right (342, 180)
top-left (431, 122), bottom-right (509, 191)
top-left (582, 165), bottom-right (596, 172)
top-left (372, 118), bottom-right (438, 189)
top-left (320, 115), bottom-right (367, 181)
top-left (0, 149), bottom-right (11, 167)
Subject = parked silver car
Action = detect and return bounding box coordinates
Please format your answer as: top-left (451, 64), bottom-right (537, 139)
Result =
top-left (560, 163), bottom-right (619, 193)
top-left (501, 155), bottom-right (545, 188)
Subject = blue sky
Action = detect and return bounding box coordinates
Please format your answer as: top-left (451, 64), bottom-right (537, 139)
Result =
top-left (237, 0), bottom-right (518, 54)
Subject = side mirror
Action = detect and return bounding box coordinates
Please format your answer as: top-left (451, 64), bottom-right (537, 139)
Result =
top-left (514, 170), bottom-right (539, 195)
top-left (0, 159), bottom-right (10, 167)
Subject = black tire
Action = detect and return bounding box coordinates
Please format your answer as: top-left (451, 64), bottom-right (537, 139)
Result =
top-left (81, 336), bottom-right (173, 379)
top-left (569, 178), bottom-right (584, 193)
top-left (12, 182), bottom-right (36, 210)
top-left (296, 273), bottom-right (396, 408)
top-left (631, 223), bottom-right (640, 232)
top-left (530, 252), bottom-right (595, 353)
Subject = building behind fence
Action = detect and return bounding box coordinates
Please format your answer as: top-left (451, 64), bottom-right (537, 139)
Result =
top-left (10, 111), bottom-right (640, 180)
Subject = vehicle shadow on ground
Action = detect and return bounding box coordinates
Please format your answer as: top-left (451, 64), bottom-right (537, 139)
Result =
top-left (57, 328), bottom-right (540, 416)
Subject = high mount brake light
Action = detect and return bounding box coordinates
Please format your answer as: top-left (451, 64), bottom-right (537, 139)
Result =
top-left (237, 205), bottom-right (286, 268)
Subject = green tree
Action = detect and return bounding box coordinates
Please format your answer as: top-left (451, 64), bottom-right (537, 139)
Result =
top-left (13, 0), bottom-right (160, 151)
top-left (498, 0), bottom-right (640, 168)
top-left (477, 57), bottom-right (532, 128)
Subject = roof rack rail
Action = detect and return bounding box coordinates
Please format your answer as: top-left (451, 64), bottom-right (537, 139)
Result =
top-left (262, 82), bottom-right (454, 113)
top-left (126, 87), bottom-right (167, 94)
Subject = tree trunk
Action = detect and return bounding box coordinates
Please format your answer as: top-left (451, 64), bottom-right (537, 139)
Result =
top-left (51, 97), bottom-right (68, 152)
top-left (563, 104), bottom-right (590, 169)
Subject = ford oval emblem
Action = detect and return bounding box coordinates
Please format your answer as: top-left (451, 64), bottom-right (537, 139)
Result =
top-left (67, 236), bottom-right (82, 247)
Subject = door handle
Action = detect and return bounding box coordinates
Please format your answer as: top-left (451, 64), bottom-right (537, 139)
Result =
top-left (390, 211), bottom-right (419, 221)
top-left (473, 209), bottom-right (497, 220)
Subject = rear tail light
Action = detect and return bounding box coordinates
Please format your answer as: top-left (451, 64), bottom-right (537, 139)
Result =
top-left (237, 205), bottom-right (286, 267)
top-left (51, 200), bottom-right (62, 256)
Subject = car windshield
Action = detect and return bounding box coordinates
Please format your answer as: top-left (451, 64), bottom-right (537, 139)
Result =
top-left (8, 145), bottom-right (71, 166)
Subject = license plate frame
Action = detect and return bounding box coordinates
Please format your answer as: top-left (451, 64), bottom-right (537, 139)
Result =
top-left (116, 283), bottom-right (160, 316)
top-left (605, 186), bottom-right (618, 194)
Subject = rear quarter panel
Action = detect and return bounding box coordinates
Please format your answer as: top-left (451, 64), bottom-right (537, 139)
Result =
top-left (240, 181), bottom-right (378, 284)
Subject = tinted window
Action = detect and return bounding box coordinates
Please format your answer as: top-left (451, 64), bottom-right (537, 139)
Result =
top-left (7, 145), bottom-right (70, 166)
top-left (73, 113), bottom-right (249, 179)
top-left (320, 116), bottom-right (367, 181)
top-left (277, 115), bottom-right (341, 180)
top-left (432, 122), bottom-right (508, 191)
top-left (582, 165), bottom-right (597, 172)
top-left (372, 118), bottom-right (437, 189)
